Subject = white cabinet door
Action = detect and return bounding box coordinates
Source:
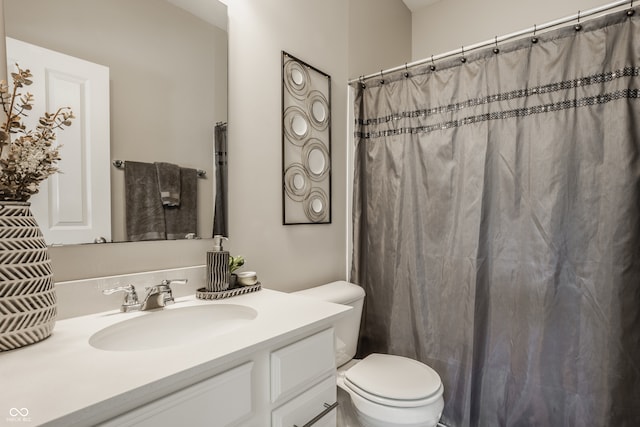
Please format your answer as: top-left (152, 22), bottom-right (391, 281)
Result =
top-left (271, 375), bottom-right (337, 427)
top-left (6, 37), bottom-right (111, 245)
top-left (271, 328), bottom-right (335, 404)
top-left (99, 362), bottom-right (253, 427)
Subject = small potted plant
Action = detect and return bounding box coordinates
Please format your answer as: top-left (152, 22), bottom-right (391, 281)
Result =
top-left (229, 255), bottom-right (245, 287)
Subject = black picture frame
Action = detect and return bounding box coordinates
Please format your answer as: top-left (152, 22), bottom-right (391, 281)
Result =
top-left (281, 51), bottom-right (332, 225)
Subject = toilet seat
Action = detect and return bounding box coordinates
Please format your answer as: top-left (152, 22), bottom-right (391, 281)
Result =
top-left (344, 377), bottom-right (444, 408)
top-left (343, 354), bottom-right (443, 408)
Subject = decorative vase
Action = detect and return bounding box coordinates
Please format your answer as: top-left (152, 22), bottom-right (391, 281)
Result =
top-left (0, 201), bottom-right (57, 352)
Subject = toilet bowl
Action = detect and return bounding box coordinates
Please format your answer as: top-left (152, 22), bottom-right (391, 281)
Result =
top-left (293, 281), bottom-right (444, 427)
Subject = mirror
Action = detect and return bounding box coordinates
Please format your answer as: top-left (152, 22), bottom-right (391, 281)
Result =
top-left (291, 114), bottom-right (309, 137)
top-left (293, 174), bottom-right (306, 190)
top-left (302, 139), bottom-right (329, 181)
top-left (307, 148), bottom-right (326, 176)
top-left (311, 198), bottom-right (323, 213)
top-left (284, 163), bottom-right (310, 201)
top-left (308, 91), bottom-right (329, 130)
top-left (302, 188), bottom-right (328, 223)
top-left (291, 69), bottom-right (305, 86)
top-left (4, 0), bottom-right (228, 244)
top-left (312, 100), bottom-right (326, 122)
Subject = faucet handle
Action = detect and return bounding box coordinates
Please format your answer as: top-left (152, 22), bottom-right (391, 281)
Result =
top-left (160, 279), bottom-right (188, 286)
top-left (102, 285), bottom-right (141, 312)
top-left (144, 279), bottom-right (187, 306)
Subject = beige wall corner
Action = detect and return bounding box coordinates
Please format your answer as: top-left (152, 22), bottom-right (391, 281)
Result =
top-left (411, 0), bottom-right (620, 61)
top-left (348, 0), bottom-right (412, 78)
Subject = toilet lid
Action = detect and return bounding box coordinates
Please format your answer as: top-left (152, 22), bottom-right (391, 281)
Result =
top-left (344, 354), bottom-right (443, 404)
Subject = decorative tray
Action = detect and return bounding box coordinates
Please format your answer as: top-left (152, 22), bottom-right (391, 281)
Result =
top-left (196, 282), bottom-right (262, 300)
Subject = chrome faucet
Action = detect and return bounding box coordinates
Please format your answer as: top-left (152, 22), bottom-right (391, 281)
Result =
top-left (103, 279), bottom-right (187, 312)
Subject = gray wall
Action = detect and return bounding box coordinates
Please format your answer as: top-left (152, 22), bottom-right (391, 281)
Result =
top-left (349, 0), bottom-right (412, 78)
top-left (411, 0), bottom-right (623, 60)
top-left (225, 0), bottom-right (349, 292)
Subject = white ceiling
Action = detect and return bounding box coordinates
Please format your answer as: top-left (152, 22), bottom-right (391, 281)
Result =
top-left (167, 0), bottom-right (438, 28)
top-left (402, 0), bottom-right (444, 12)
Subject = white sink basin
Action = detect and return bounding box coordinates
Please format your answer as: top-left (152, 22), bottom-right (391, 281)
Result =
top-left (89, 304), bottom-right (258, 351)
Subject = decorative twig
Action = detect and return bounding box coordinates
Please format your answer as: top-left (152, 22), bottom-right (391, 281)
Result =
top-left (0, 64), bottom-right (74, 201)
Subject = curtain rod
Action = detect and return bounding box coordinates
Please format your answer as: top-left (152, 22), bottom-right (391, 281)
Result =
top-left (349, 0), bottom-right (633, 84)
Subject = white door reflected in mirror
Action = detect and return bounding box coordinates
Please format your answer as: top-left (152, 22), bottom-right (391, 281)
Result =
top-left (293, 173), bottom-right (305, 190)
top-left (291, 114), bottom-right (308, 137)
top-left (308, 148), bottom-right (326, 175)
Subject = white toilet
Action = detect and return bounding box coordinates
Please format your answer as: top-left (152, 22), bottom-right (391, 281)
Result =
top-left (293, 281), bottom-right (444, 427)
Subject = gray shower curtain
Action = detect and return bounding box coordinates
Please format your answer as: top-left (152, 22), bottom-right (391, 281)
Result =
top-left (351, 8), bottom-right (640, 427)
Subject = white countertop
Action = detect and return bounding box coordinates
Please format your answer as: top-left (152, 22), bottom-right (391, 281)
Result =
top-left (0, 289), bottom-right (350, 427)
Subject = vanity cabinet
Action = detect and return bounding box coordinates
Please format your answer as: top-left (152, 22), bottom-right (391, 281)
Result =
top-left (0, 289), bottom-right (350, 427)
top-left (271, 376), bottom-right (337, 427)
top-left (98, 362), bottom-right (253, 427)
top-left (270, 328), bottom-right (337, 427)
top-left (97, 328), bottom-right (337, 427)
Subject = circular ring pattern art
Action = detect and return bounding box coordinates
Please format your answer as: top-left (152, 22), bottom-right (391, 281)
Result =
top-left (284, 60), bottom-right (310, 100)
top-left (283, 106), bottom-right (311, 145)
top-left (284, 163), bottom-right (311, 202)
top-left (307, 90), bottom-right (329, 131)
top-left (302, 138), bottom-right (330, 181)
top-left (304, 188), bottom-right (329, 222)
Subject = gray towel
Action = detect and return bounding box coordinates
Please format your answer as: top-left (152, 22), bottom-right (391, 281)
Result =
top-left (165, 167), bottom-right (198, 240)
top-left (125, 161), bottom-right (166, 241)
top-left (155, 162), bottom-right (181, 206)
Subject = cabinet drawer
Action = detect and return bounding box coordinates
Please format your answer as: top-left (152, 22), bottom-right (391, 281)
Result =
top-left (271, 375), bottom-right (337, 427)
top-left (271, 328), bottom-right (335, 402)
top-left (99, 362), bottom-right (253, 427)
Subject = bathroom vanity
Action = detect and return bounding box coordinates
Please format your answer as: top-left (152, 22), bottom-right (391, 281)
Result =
top-left (0, 289), bottom-right (350, 426)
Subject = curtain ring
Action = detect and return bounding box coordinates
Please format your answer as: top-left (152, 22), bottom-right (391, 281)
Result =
top-left (531, 24), bottom-right (539, 44)
top-left (493, 36), bottom-right (500, 54)
top-left (359, 75), bottom-right (366, 89)
top-left (574, 10), bottom-right (583, 31)
top-left (379, 70), bottom-right (385, 85)
top-left (460, 46), bottom-right (467, 63)
top-left (430, 55), bottom-right (436, 71)
top-left (404, 63), bottom-right (410, 78)
top-left (628, 0), bottom-right (635, 16)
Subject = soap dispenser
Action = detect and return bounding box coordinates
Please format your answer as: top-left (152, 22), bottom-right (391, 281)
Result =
top-left (207, 235), bottom-right (230, 292)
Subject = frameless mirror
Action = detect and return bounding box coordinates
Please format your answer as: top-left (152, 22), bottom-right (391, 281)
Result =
top-left (293, 173), bottom-right (306, 190)
top-left (312, 100), bottom-right (326, 122)
top-left (291, 69), bottom-right (305, 85)
top-left (4, 0), bottom-right (228, 245)
top-left (291, 114), bottom-right (309, 137)
top-left (308, 148), bottom-right (326, 176)
top-left (311, 198), bottom-right (323, 213)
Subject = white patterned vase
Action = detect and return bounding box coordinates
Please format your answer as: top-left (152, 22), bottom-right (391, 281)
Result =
top-left (0, 201), bottom-right (57, 352)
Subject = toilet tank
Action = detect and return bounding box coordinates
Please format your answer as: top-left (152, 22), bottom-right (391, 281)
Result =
top-left (292, 281), bottom-right (365, 367)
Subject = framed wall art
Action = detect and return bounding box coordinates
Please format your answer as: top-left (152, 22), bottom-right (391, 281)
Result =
top-left (281, 51), bottom-right (331, 225)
